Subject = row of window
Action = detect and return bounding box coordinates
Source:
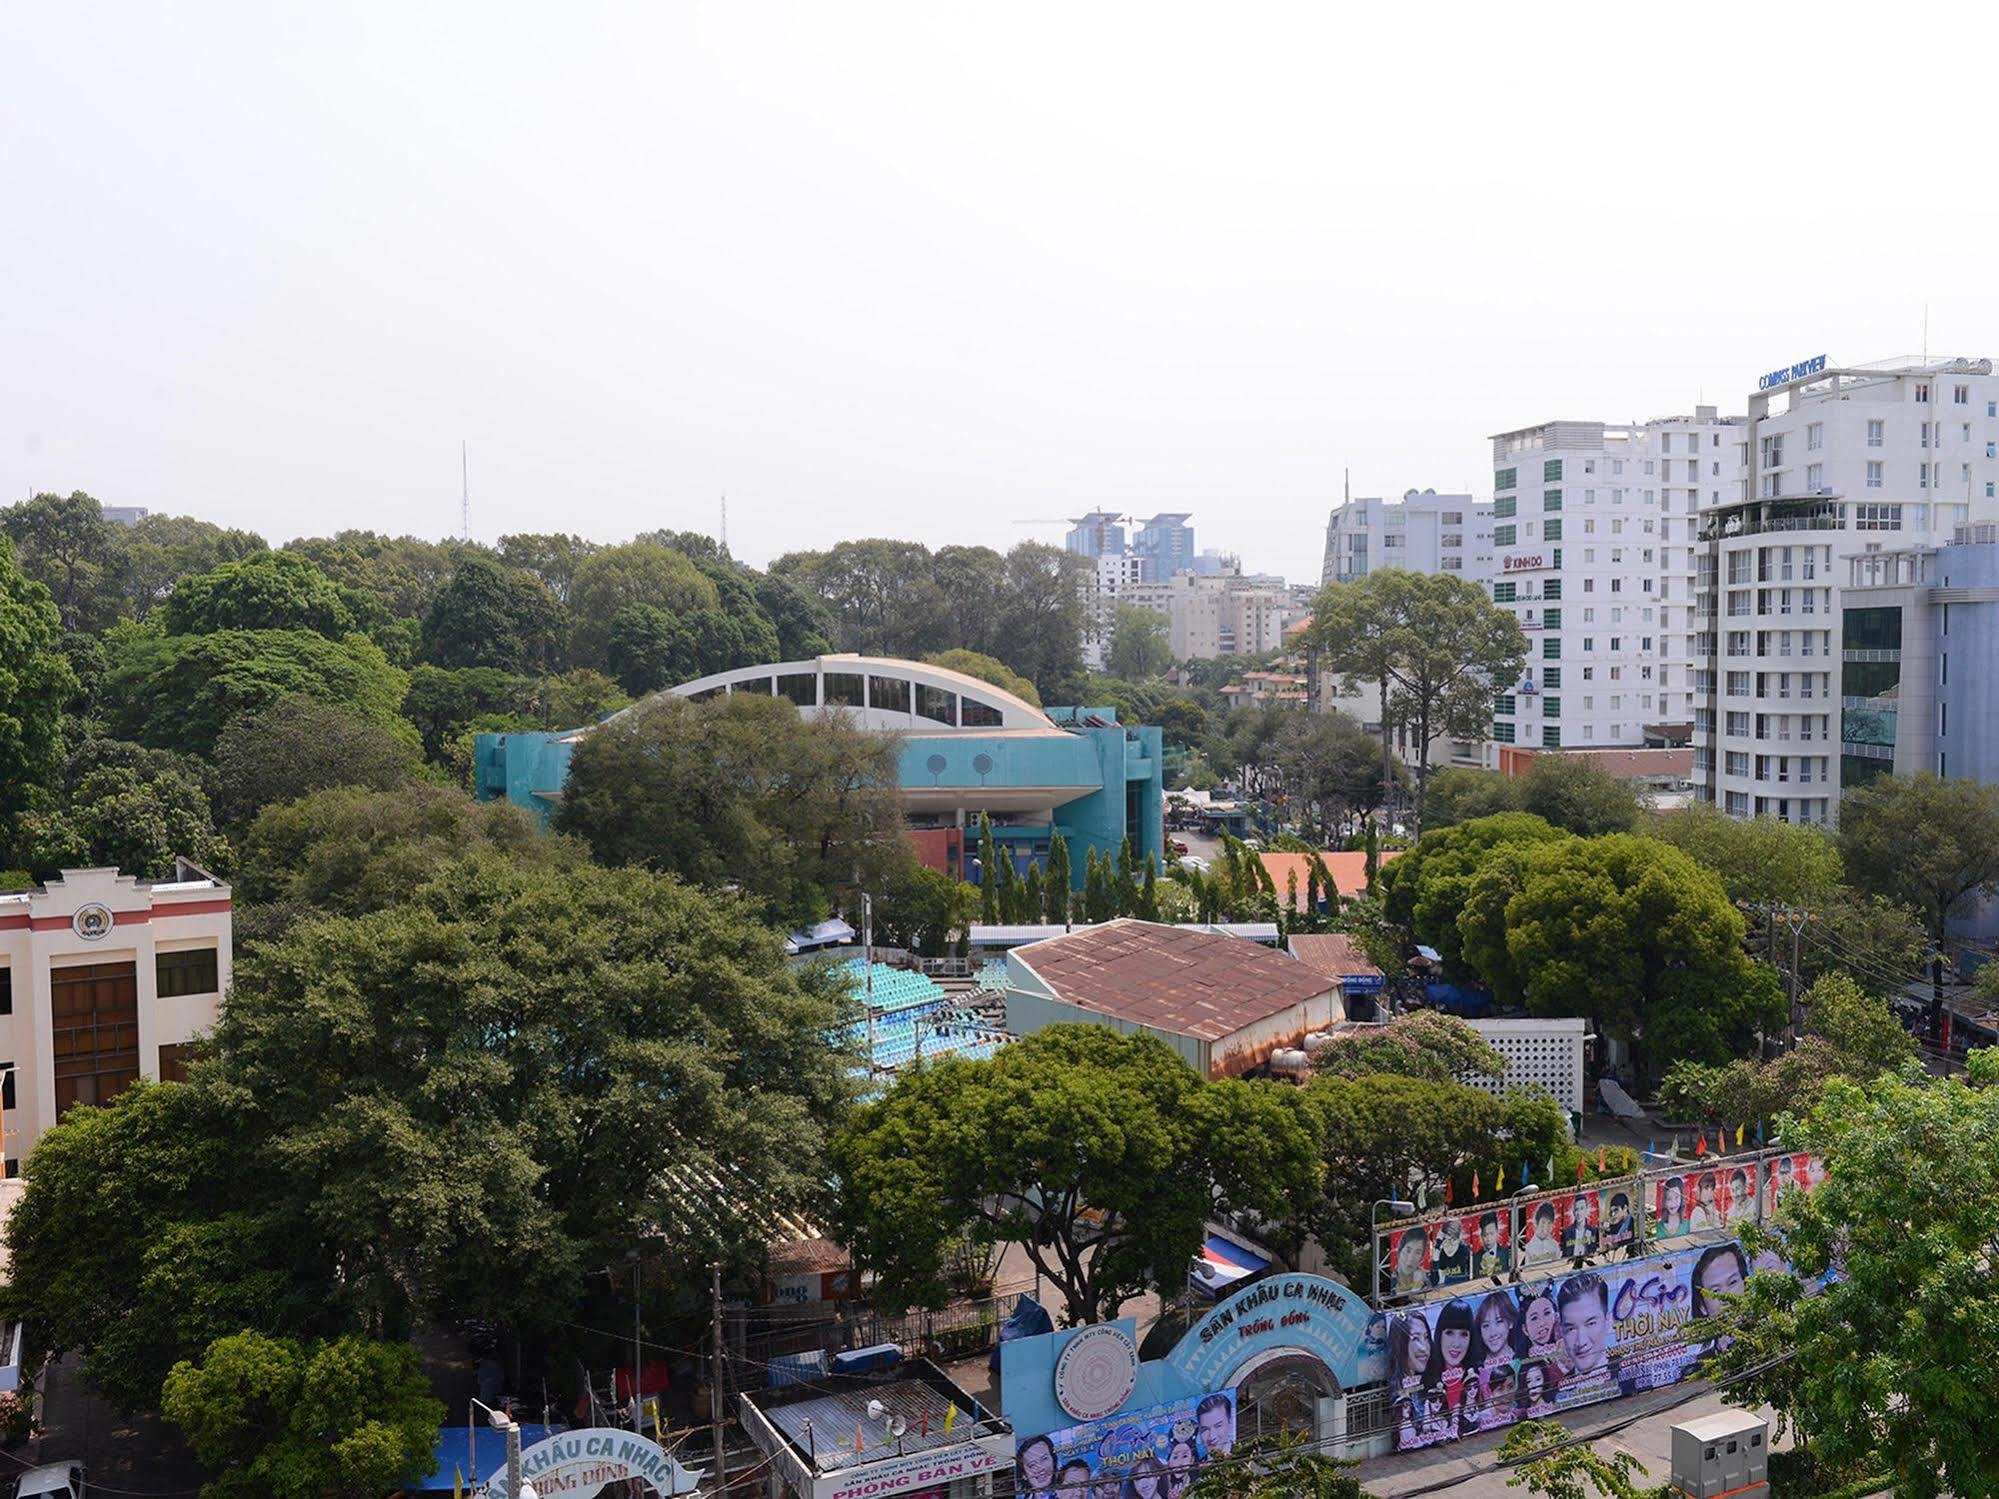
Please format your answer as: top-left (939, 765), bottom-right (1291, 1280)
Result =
top-left (0, 948), bottom-right (220, 1014)
top-left (696, 672), bottom-right (1009, 728)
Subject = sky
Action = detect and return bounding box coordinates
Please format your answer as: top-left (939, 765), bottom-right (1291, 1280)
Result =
top-left (6, 4), bottom-right (1999, 584)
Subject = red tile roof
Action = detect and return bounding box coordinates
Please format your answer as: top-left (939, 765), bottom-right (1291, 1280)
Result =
top-left (1255, 849), bottom-right (1402, 905)
top-left (1013, 919), bottom-right (1337, 1042)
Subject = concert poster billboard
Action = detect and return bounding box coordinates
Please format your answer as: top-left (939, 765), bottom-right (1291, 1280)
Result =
top-left (1385, 1242), bottom-right (1784, 1451)
top-left (1017, 1391), bottom-right (1235, 1499)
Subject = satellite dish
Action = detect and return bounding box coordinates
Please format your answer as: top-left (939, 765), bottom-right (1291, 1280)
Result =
top-left (866, 1399), bottom-right (885, 1422)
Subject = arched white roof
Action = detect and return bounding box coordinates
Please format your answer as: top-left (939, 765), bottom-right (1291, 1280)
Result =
top-left (650, 654), bottom-right (1060, 733)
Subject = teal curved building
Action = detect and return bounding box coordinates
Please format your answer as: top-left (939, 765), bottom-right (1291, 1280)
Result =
top-left (473, 654), bottom-right (1163, 886)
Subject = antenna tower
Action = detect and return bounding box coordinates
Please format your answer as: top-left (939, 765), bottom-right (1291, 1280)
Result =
top-left (720, 495), bottom-right (728, 553)
top-left (460, 441), bottom-right (471, 542)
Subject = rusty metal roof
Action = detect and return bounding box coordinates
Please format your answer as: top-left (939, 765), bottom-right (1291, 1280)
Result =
top-left (1287, 933), bottom-right (1384, 982)
top-left (1012, 918), bottom-right (1337, 1042)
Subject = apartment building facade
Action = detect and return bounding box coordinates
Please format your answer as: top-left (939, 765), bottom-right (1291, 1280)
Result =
top-left (0, 863), bottom-right (232, 1171)
top-left (1692, 357), bottom-right (1999, 822)
top-left (1488, 409), bottom-right (1739, 762)
top-left (1319, 489), bottom-right (1493, 587)
top-left (1119, 571), bottom-right (1306, 660)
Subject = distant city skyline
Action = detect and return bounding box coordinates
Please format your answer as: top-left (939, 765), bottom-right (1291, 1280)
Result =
top-left (5, 6), bottom-right (1996, 586)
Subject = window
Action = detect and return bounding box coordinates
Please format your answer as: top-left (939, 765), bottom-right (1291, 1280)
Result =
top-left (823, 672), bottom-right (865, 708)
top-left (1494, 524), bottom-right (1517, 546)
top-left (0, 967), bottom-right (8, 1017)
top-left (775, 672), bottom-right (818, 707)
top-left (1494, 693), bottom-right (1516, 715)
top-left (1544, 459), bottom-right (1563, 482)
top-left (1867, 461), bottom-right (1883, 489)
top-left (0, 1063), bottom-right (11, 1111)
top-left (1544, 519), bottom-right (1563, 541)
top-left (1543, 579), bottom-right (1562, 600)
top-left (156, 947), bottom-right (220, 998)
top-left (1584, 519), bottom-right (1596, 535)
top-left (1542, 668), bottom-right (1562, 689)
top-left (915, 684), bottom-right (957, 725)
top-left (1494, 495), bottom-right (1516, 519)
top-left (1542, 696), bottom-right (1560, 718)
top-left (1855, 503), bottom-right (1904, 531)
top-left (1443, 511), bottom-right (1463, 525)
top-left (1955, 384), bottom-right (1970, 404)
top-left (156, 1043), bottom-right (194, 1084)
top-left (1807, 463), bottom-right (1823, 491)
top-left (1543, 490), bottom-right (1563, 512)
top-left (1542, 638), bottom-right (1561, 660)
top-left (1917, 382), bottom-right (1931, 403)
top-left (1807, 422), bottom-right (1823, 450)
top-left (869, 675), bottom-right (912, 713)
top-left (1492, 721), bottom-right (1516, 744)
top-left (1867, 419), bottom-right (1885, 447)
top-left (1492, 582), bottom-right (1517, 603)
top-left (1543, 608), bottom-right (1562, 629)
top-left (960, 696), bottom-right (1003, 727)
top-left (1495, 467), bottom-right (1517, 492)
top-left (1542, 725), bottom-right (1561, 748)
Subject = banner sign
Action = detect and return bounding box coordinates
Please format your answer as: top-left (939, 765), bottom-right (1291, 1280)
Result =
top-left (821, 1437), bottom-right (1012, 1499)
top-left (1386, 1242), bottom-right (1788, 1451)
top-left (1374, 1150), bottom-right (1821, 1304)
top-left (1016, 1391), bottom-right (1234, 1499)
top-left (483, 1428), bottom-right (704, 1499)
top-left (1000, 1276), bottom-right (1383, 1442)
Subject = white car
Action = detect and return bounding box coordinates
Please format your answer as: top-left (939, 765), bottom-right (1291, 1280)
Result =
top-left (16, 1465), bottom-right (84, 1499)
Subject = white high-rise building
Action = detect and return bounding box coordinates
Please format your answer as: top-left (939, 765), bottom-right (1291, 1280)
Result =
top-left (1320, 489), bottom-right (1494, 587)
top-left (1692, 356), bottom-right (1999, 822)
top-left (1488, 409), bottom-right (1741, 761)
top-left (1081, 552), bottom-right (1151, 670)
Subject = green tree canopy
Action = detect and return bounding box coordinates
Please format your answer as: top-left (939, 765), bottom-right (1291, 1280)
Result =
top-left (0, 533), bottom-right (80, 812)
top-left (555, 693), bottom-right (908, 927)
top-left (114, 514), bottom-right (267, 623)
top-left (1107, 603), bottom-right (1173, 680)
top-left (1311, 1011), bottom-right (1505, 1084)
top-left (237, 782), bottom-right (573, 915)
top-left (280, 533), bottom-right (473, 625)
top-left (494, 531), bottom-right (600, 604)
top-left (1516, 754), bottom-right (1642, 836)
top-left (1458, 833), bottom-right (1784, 1072)
top-left (923, 648), bottom-right (1042, 707)
top-left (160, 551), bottom-right (366, 639)
top-left (1377, 812), bottom-right (1567, 976)
top-left (163, 1331), bottom-right (443, 1499)
top-left (1837, 773), bottom-right (1999, 946)
top-left (419, 554), bottom-right (565, 674)
top-left (1647, 802), bottom-right (1844, 908)
top-left (104, 629), bottom-right (410, 759)
top-left (1661, 972), bottom-right (1916, 1127)
top-left (567, 542), bottom-right (720, 668)
top-left (211, 695), bottom-right (421, 827)
top-left (16, 757), bottom-right (230, 879)
top-left (1704, 1054), bottom-right (1999, 1493)
top-left (831, 1025), bottom-right (1321, 1324)
top-left (0, 490), bottom-right (124, 631)
top-left (1411, 767), bottom-right (1525, 829)
top-left (399, 664), bottom-right (530, 762)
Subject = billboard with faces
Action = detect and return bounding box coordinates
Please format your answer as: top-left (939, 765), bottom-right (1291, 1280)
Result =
top-left (1385, 1241), bottom-right (1780, 1451)
top-left (1017, 1390), bottom-right (1235, 1499)
top-left (1383, 1212), bottom-right (1513, 1298)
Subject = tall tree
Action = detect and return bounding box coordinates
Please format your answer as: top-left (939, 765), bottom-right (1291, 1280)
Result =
top-left (1381, 573), bottom-right (1526, 829)
top-left (0, 533), bottom-right (80, 812)
top-left (1518, 754), bottom-right (1641, 836)
top-left (113, 514), bottom-right (267, 622)
top-left (0, 491), bottom-right (123, 631)
top-left (1307, 571), bottom-right (1416, 816)
top-left (419, 555), bottom-right (565, 674)
top-left (212, 695), bottom-right (420, 827)
top-left (1107, 603), bottom-right (1173, 680)
top-left (163, 1331), bottom-right (443, 1499)
top-left (1000, 541), bottom-right (1088, 691)
top-left (495, 532), bottom-right (600, 604)
top-left (555, 694), bottom-right (907, 926)
top-left (978, 814), bottom-right (1000, 925)
top-left (103, 629), bottom-right (409, 759)
top-left (1458, 832), bottom-right (1784, 1073)
top-left (924, 649), bottom-right (1042, 707)
top-left (770, 540), bottom-right (941, 657)
top-left (831, 1025), bottom-right (1320, 1325)
top-left (565, 543), bottom-right (720, 668)
top-left (1046, 831), bottom-right (1072, 923)
top-left (1705, 1055), bottom-right (1999, 1493)
top-left (160, 551), bottom-right (369, 639)
top-left (1648, 802), bottom-right (1844, 909)
top-left (1378, 812), bottom-right (1567, 976)
top-left (1838, 773), bottom-right (1999, 1025)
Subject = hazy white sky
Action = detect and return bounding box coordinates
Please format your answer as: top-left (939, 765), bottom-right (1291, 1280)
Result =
top-left (6, 3), bottom-right (1998, 581)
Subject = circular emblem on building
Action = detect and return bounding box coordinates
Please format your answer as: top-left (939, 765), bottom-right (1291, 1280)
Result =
top-left (1054, 1324), bottom-right (1138, 1422)
top-left (72, 903), bottom-right (114, 941)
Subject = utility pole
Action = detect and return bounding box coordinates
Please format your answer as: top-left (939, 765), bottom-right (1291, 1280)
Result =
top-left (630, 1250), bottom-right (643, 1435)
top-left (710, 1263), bottom-right (728, 1490)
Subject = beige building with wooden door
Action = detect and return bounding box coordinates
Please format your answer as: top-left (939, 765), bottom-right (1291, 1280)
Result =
top-left (0, 862), bottom-right (231, 1171)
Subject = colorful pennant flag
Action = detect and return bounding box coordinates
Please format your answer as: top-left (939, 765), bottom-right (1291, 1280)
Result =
top-left (1473, 1169), bottom-right (1481, 1198)
top-left (1546, 1153), bottom-right (1555, 1183)
top-left (856, 1422), bottom-right (865, 1454)
top-left (453, 1467), bottom-right (464, 1499)
top-left (1647, 1138), bottom-right (1656, 1160)
top-left (944, 1404), bottom-right (958, 1435)
top-left (1696, 1132), bottom-right (1708, 1158)
top-left (1597, 1145), bottom-right (1607, 1173)
top-left (1735, 1124), bottom-right (1745, 1147)
top-left (1716, 1128), bottom-right (1726, 1157)
top-left (1520, 1159), bottom-right (1530, 1188)
top-left (1444, 1176), bottom-right (1454, 1206)
top-left (1575, 1156), bottom-right (1586, 1183)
